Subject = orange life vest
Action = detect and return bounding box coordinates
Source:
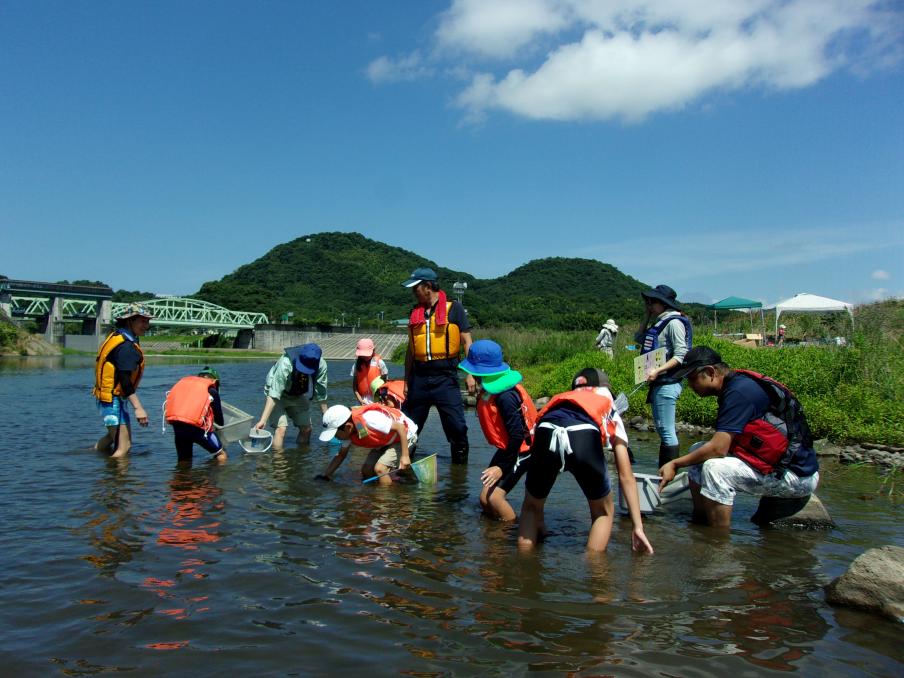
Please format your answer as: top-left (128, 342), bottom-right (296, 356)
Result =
top-left (350, 403), bottom-right (408, 448)
top-left (354, 354), bottom-right (384, 398)
top-left (165, 376), bottom-right (216, 432)
top-left (477, 383), bottom-right (538, 452)
top-left (377, 379), bottom-right (407, 407)
top-left (93, 330), bottom-right (145, 403)
top-left (536, 387), bottom-right (619, 448)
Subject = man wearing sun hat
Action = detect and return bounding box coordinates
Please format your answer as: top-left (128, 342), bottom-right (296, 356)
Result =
top-left (401, 266), bottom-right (474, 464)
top-left (93, 302), bottom-right (153, 458)
top-left (657, 346), bottom-right (819, 528)
top-left (255, 342), bottom-right (329, 450)
top-left (595, 318), bottom-right (619, 358)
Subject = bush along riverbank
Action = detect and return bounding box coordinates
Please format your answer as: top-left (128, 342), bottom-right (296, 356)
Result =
top-left (494, 324), bottom-right (904, 454)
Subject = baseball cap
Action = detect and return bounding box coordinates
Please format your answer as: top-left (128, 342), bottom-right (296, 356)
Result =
top-left (571, 367), bottom-right (610, 389)
top-left (355, 337), bottom-right (376, 357)
top-left (319, 405), bottom-right (352, 442)
top-left (670, 346), bottom-right (724, 381)
top-left (401, 267), bottom-right (438, 288)
top-left (197, 366), bottom-right (220, 381)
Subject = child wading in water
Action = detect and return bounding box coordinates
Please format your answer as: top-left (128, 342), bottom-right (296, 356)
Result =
top-left (518, 368), bottom-right (653, 554)
top-left (164, 367), bottom-right (227, 463)
top-left (459, 340), bottom-right (538, 521)
top-left (351, 338), bottom-right (389, 404)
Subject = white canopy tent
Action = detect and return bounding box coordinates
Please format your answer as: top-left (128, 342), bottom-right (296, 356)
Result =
top-left (769, 293), bottom-right (854, 338)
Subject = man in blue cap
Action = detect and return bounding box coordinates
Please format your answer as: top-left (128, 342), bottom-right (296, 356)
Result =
top-left (255, 343), bottom-right (329, 450)
top-left (401, 266), bottom-right (474, 464)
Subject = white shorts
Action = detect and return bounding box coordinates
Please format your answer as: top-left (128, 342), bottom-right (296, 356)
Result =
top-left (688, 456), bottom-right (819, 506)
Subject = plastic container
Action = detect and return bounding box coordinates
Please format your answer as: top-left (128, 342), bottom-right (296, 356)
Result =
top-left (617, 473), bottom-right (662, 515)
top-left (214, 401), bottom-right (254, 444)
top-left (240, 428), bottom-right (273, 454)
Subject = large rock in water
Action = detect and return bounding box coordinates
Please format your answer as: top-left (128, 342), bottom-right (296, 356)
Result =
top-left (750, 494), bottom-right (835, 528)
top-left (825, 546), bottom-right (904, 623)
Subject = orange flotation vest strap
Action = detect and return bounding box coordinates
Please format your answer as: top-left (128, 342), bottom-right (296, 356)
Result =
top-left (164, 376), bottom-right (215, 432)
top-left (477, 383), bottom-right (537, 453)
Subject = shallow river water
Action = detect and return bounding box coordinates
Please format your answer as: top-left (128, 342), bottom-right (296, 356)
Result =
top-left (0, 356), bottom-right (901, 676)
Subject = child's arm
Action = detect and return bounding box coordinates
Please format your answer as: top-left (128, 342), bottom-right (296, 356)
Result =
top-left (317, 444), bottom-right (350, 480)
top-left (391, 421), bottom-right (412, 470)
top-left (613, 439), bottom-right (654, 554)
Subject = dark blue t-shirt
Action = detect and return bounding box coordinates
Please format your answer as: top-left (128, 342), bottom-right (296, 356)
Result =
top-left (715, 373), bottom-right (771, 434)
top-left (494, 387), bottom-right (527, 455)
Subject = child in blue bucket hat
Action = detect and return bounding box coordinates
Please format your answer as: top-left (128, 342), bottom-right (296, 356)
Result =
top-left (459, 340), bottom-right (538, 521)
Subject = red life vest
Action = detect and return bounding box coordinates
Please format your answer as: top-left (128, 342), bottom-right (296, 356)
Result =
top-left (350, 403), bottom-right (408, 448)
top-left (354, 354), bottom-right (384, 399)
top-left (728, 370), bottom-right (816, 476)
top-left (377, 379), bottom-right (406, 407)
top-left (536, 387), bottom-right (619, 448)
top-left (165, 376), bottom-right (215, 432)
top-left (477, 383), bottom-right (537, 453)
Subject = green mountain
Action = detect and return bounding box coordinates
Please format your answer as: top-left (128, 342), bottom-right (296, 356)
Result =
top-left (194, 232), bottom-right (656, 329)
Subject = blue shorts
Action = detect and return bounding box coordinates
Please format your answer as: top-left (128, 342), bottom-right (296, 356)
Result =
top-left (98, 397), bottom-right (130, 427)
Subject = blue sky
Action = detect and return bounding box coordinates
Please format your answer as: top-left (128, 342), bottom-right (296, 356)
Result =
top-left (1, 0), bottom-right (902, 307)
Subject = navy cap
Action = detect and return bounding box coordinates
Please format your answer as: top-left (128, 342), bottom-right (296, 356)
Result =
top-left (402, 267), bottom-right (438, 288)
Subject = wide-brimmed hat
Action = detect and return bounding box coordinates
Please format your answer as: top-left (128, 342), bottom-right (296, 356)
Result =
top-left (287, 343), bottom-right (322, 375)
top-left (603, 319), bottom-right (618, 331)
top-left (355, 337), bottom-right (376, 357)
top-left (401, 267), bottom-right (438, 288)
top-left (641, 284), bottom-right (682, 311)
top-left (319, 405), bottom-right (352, 442)
top-left (458, 339), bottom-right (509, 376)
top-left (670, 346), bottom-right (724, 381)
top-left (116, 302), bottom-right (154, 320)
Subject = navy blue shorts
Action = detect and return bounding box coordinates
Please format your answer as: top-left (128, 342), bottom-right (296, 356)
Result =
top-left (489, 448), bottom-right (531, 493)
top-left (524, 424), bottom-right (611, 501)
top-left (172, 422), bottom-right (223, 458)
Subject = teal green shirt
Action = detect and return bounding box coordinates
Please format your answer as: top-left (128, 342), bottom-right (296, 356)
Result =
top-left (264, 355), bottom-right (328, 402)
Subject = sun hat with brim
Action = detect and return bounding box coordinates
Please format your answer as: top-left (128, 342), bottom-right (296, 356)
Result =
top-left (370, 377), bottom-right (386, 398)
top-left (401, 266), bottom-right (438, 288)
top-left (116, 302), bottom-right (154, 320)
top-left (641, 284), bottom-right (682, 311)
top-left (670, 346), bottom-right (723, 381)
top-left (481, 369), bottom-right (523, 395)
top-left (319, 405), bottom-right (352, 442)
top-left (603, 319), bottom-right (618, 331)
top-left (286, 343), bottom-right (322, 375)
top-left (458, 339), bottom-right (509, 376)
top-left (355, 337), bottom-right (376, 357)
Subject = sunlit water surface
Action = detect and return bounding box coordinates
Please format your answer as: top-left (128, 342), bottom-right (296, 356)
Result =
top-left (0, 356), bottom-right (900, 676)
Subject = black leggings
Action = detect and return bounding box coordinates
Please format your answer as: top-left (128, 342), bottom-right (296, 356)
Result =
top-left (524, 424), bottom-right (611, 501)
top-left (172, 422), bottom-right (223, 459)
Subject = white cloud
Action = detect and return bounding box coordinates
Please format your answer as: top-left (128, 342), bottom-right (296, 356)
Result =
top-left (370, 0), bottom-right (903, 122)
top-left (366, 51), bottom-right (433, 84)
top-left (872, 269), bottom-right (890, 280)
top-left (588, 225), bottom-right (904, 283)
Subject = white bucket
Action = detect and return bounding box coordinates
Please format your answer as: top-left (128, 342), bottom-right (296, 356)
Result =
top-left (239, 428), bottom-right (273, 454)
top-left (618, 473), bottom-right (662, 515)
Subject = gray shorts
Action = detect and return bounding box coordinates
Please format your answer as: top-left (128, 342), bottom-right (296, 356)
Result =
top-left (689, 456), bottom-right (819, 506)
top-left (269, 395), bottom-right (311, 430)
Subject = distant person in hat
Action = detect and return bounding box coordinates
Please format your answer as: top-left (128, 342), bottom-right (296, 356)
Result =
top-left (93, 302), bottom-right (153, 458)
top-left (777, 324), bottom-right (786, 348)
top-left (350, 337), bottom-right (388, 405)
top-left (595, 319), bottom-right (619, 358)
top-left (164, 367), bottom-right (227, 463)
top-left (316, 403), bottom-right (417, 485)
top-left (459, 340), bottom-right (538, 521)
top-left (635, 284), bottom-right (693, 468)
top-left (658, 347), bottom-right (819, 528)
top-left (401, 266), bottom-right (474, 464)
top-left (518, 368), bottom-right (653, 554)
top-left (254, 343), bottom-right (328, 450)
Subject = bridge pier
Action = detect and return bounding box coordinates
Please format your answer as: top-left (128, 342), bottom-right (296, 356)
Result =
top-left (43, 296), bottom-right (64, 344)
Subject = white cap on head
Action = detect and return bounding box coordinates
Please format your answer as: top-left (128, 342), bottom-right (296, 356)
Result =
top-left (319, 405), bottom-right (352, 442)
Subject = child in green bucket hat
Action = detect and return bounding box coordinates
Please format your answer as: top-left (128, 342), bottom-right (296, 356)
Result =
top-left (459, 340), bottom-right (538, 521)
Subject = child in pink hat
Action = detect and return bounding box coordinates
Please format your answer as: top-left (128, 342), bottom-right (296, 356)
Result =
top-left (350, 337), bottom-right (389, 404)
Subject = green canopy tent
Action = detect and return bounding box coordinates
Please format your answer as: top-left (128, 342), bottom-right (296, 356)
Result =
top-left (707, 296), bottom-right (766, 338)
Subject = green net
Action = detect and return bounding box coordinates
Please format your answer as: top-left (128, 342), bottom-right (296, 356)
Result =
top-left (410, 453), bottom-right (438, 484)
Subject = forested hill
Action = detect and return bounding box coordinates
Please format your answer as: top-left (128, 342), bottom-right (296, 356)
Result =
top-left (194, 232), bottom-right (653, 329)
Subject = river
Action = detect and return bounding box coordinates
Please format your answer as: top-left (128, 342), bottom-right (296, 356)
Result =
top-left (0, 356), bottom-right (901, 676)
